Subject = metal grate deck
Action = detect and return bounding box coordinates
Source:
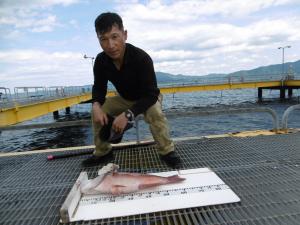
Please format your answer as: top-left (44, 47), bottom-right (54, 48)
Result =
top-left (0, 132), bottom-right (300, 225)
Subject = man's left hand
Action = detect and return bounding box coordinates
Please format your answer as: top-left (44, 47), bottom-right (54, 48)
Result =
top-left (112, 112), bottom-right (128, 133)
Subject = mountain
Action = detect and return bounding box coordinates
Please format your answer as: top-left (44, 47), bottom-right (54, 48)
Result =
top-left (155, 60), bottom-right (300, 84)
top-left (228, 60), bottom-right (300, 77)
top-left (156, 72), bottom-right (208, 84)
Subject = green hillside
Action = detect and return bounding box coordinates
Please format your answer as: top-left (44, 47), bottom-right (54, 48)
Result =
top-left (156, 60), bottom-right (300, 84)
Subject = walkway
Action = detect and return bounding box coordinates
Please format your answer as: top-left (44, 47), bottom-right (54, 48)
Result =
top-left (0, 132), bottom-right (299, 224)
top-left (1, 73), bottom-right (299, 126)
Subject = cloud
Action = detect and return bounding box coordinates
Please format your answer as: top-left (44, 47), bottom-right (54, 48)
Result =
top-left (115, 0), bottom-right (300, 75)
top-left (0, 0), bottom-right (79, 33)
top-left (118, 0), bottom-right (300, 22)
top-left (0, 0), bottom-right (79, 9)
top-left (128, 17), bottom-right (299, 59)
top-left (0, 49), bottom-right (93, 89)
top-left (1, 0), bottom-right (300, 91)
top-left (0, 14), bottom-right (59, 32)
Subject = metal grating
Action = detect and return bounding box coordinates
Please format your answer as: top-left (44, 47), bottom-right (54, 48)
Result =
top-left (0, 132), bottom-right (300, 225)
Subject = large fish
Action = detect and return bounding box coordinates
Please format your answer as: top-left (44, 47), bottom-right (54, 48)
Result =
top-left (81, 163), bottom-right (185, 195)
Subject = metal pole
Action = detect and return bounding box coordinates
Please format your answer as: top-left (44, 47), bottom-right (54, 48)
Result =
top-left (83, 54), bottom-right (95, 67)
top-left (282, 47), bottom-right (284, 74)
top-left (84, 55), bottom-right (95, 92)
top-left (278, 45), bottom-right (291, 76)
top-left (282, 104), bottom-right (300, 130)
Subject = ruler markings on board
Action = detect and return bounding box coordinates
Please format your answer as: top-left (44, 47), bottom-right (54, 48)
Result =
top-left (80, 184), bottom-right (229, 205)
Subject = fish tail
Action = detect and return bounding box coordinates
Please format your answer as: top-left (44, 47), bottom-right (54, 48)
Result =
top-left (166, 175), bottom-right (185, 184)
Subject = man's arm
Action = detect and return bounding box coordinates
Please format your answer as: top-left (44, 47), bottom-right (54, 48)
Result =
top-left (129, 55), bottom-right (159, 117)
top-left (92, 55), bottom-right (108, 105)
top-left (92, 102), bottom-right (108, 126)
top-left (92, 55), bottom-right (109, 125)
top-left (112, 55), bottom-right (159, 133)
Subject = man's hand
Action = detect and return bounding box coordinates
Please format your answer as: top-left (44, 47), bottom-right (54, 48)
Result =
top-left (112, 112), bottom-right (128, 133)
top-left (92, 102), bottom-right (108, 126)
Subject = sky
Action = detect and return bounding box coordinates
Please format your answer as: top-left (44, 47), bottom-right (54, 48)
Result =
top-left (0, 0), bottom-right (300, 90)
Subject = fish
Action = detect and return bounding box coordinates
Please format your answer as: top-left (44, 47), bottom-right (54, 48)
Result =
top-left (93, 172), bottom-right (185, 195)
top-left (80, 163), bottom-right (185, 195)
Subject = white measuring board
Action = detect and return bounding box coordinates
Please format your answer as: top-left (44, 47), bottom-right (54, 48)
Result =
top-left (70, 168), bottom-right (240, 222)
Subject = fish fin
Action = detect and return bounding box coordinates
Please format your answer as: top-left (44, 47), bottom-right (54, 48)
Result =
top-left (166, 175), bottom-right (186, 183)
top-left (81, 175), bottom-right (105, 194)
top-left (138, 175), bottom-right (185, 190)
top-left (113, 185), bottom-right (126, 188)
top-left (138, 182), bottom-right (163, 190)
top-left (111, 185), bottom-right (139, 195)
top-left (111, 185), bottom-right (126, 195)
top-left (98, 163), bottom-right (119, 176)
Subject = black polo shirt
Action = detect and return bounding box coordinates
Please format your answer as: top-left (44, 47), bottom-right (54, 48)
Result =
top-left (92, 43), bottom-right (160, 116)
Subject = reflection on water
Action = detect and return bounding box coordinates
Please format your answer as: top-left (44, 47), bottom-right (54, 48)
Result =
top-left (1, 89), bottom-right (299, 152)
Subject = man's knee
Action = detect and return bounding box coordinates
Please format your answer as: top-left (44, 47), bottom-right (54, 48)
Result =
top-left (144, 102), bottom-right (165, 123)
top-left (101, 97), bottom-right (114, 114)
top-left (101, 96), bottom-right (134, 116)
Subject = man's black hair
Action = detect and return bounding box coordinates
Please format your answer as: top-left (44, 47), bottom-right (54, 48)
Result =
top-left (95, 12), bottom-right (124, 34)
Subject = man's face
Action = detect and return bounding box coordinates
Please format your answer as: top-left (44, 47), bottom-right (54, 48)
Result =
top-left (97, 25), bottom-right (127, 61)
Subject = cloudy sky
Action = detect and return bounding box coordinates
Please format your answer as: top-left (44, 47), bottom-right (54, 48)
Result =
top-left (1, 0), bottom-right (300, 90)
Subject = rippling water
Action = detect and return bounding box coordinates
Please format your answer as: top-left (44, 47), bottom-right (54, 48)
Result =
top-left (1, 88), bottom-right (300, 152)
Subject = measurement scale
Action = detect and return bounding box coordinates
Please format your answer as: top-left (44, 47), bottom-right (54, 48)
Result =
top-left (60, 168), bottom-right (240, 223)
top-left (80, 184), bottom-right (229, 205)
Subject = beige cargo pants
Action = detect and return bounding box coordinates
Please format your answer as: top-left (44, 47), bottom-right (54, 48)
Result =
top-left (92, 94), bottom-right (174, 157)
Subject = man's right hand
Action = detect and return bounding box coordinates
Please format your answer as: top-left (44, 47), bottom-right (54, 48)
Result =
top-left (92, 102), bottom-right (108, 126)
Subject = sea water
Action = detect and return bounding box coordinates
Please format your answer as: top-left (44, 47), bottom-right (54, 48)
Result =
top-left (1, 88), bottom-right (300, 152)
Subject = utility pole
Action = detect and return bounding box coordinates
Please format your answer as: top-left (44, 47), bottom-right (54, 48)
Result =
top-left (83, 54), bottom-right (95, 94)
top-left (83, 54), bottom-right (95, 67)
top-left (278, 45), bottom-right (291, 75)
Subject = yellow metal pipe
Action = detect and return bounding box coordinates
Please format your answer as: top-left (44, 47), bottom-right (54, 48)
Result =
top-left (0, 94), bottom-right (92, 126)
top-left (0, 91), bottom-right (120, 126)
top-left (285, 80), bottom-right (300, 86)
top-left (160, 81), bottom-right (282, 93)
top-left (0, 80), bottom-right (299, 127)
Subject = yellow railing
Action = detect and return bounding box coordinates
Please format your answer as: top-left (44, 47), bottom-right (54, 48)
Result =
top-left (1, 80), bottom-right (299, 127)
top-left (160, 80), bottom-right (283, 93)
top-left (0, 94), bottom-right (92, 126)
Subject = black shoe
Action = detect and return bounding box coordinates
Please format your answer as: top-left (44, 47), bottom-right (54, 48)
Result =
top-left (160, 151), bottom-right (181, 168)
top-left (81, 152), bottom-right (114, 167)
top-left (99, 114), bottom-right (133, 144)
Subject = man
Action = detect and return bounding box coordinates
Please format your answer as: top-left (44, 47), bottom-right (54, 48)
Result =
top-left (82, 12), bottom-right (181, 168)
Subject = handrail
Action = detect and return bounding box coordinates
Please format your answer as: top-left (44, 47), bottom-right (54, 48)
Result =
top-left (133, 107), bottom-right (280, 142)
top-left (167, 107), bottom-right (280, 130)
top-left (1, 75), bottom-right (300, 109)
top-left (0, 107), bottom-right (279, 132)
top-left (2, 73), bottom-right (300, 100)
top-left (281, 104), bottom-right (300, 131)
